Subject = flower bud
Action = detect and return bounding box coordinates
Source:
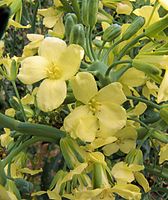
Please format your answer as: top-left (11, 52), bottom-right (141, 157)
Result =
top-left (122, 16), bottom-right (145, 41)
top-left (102, 24), bottom-right (121, 42)
top-left (69, 24), bottom-right (85, 48)
top-left (125, 149), bottom-right (143, 165)
top-left (65, 13), bottom-right (78, 40)
top-left (132, 59), bottom-right (162, 76)
top-left (81, 0), bottom-right (99, 27)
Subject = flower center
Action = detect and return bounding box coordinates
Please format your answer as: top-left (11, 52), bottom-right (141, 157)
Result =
top-left (88, 98), bottom-right (101, 114)
top-left (47, 63), bottom-right (62, 80)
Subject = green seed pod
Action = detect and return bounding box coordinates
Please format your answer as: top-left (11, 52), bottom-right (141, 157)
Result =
top-left (145, 14), bottom-right (168, 37)
top-left (122, 16), bottom-right (145, 41)
top-left (132, 59), bottom-right (162, 75)
top-left (65, 13), bottom-right (78, 40)
top-left (102, 24), bottom-right (121, 42)
top-left (69, 24), bottom-right (85, 47)
top-left (81, 0), bottom-right (99, 27)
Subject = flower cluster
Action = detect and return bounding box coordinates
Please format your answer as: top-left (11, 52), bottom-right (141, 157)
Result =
top-left (0, 0), bottom-right (168, 199)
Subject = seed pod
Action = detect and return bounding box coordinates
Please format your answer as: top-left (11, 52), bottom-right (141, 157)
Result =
top-left (102, 24), bottom-right (121, 42)
top-left (0, 6), bottom-right (10, 39)
top-left (145, 14), bottom-right (168, 37)
top-left (81, 0), bottom-right (99, 27)
top-left (65, 13), bottom-right (78, 40)
top-left (69, 24), bottom-right (85, 47)
top-left (122, 16), bottom-right (145, 41)
top-left (132, 59), bottom-right (162, 75)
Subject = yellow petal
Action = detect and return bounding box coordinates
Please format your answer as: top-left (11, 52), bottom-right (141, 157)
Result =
top-left (52, 16), bottom-right (65, 39)
top-left (64, 106), bottom-right (98, 142)
top-left (133, 6), bottom-right (160, 26)
top-left (27, 34), bottom-right (44, 41)
top-left (159, 144), bottom-right (168, 164)
top-left (111, 162), bottom-right (135, 183)
top-left (18, 56), bottom-right (48, 84)
top-left (116, 2), bottom-right (133, 15)
top-left (87, 136), bottom-right (117, 150)
top-left (71, 72), bottom-right (98, 104)
top-left (43, 16), bottom-right (57, 28)
top-left (103, 143), bottom-right (120, 156)
top-left (57, 44), bottom-right (84, 80)
top-left (38, 37), bottom-right (67, 62)
top-left (37, 79), bottom-right (66, 112)
top-left (157, 70), bottom-right (168, 103)
top-left (95, 82), bottom-right (126, 105)
top-left (97, 103), bottom-right (127, 133)
top-left (119, 68), bottom-right (146, 87)
top-left (134, 172), bottom-right (150, 193)
top-left (111, 184), bottom-right (141, 200)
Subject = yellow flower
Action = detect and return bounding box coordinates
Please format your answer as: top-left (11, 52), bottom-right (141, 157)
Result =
top-left (159, 143), bottom-right (168, 164)
top-left (102, 126), bottom-right (137, 156)
top-left (64, 72), bottom-right (127, 142)
top-left (38, 6), bottom-right (65, 39)
top-left (18, 37), bottom-right (84, 112)
top-left (111, 162), bottom-right (150, 192)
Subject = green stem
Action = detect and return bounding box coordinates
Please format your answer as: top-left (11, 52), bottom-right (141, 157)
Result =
top-left (86, 27), bottom-right (94, 61)
top-left (102, 39), bottom-right (122, 62)
top-left (116, 33), bottom-right (145, 61)
top-left (0, 112), bottom-right (66, 141)
top-left (98, 41), bottom-right (106, 59)
top-left (2, 136), bottom-right (55, 167)
top-left (89, 26), bottom-right (97, 61)
top-left (11, 81), bottom-right (27, 121)
top-left (127, 96), bottom-right (161, 110)
top-left (98, 7), bottom-right (113, 23)
top-left (105, 60), bottom-right (132, 76)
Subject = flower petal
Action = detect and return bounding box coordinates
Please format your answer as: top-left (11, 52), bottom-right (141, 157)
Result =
top-left (111, 162), bottom-right (135, 183)
top-left (37, 79), bottom-right (66, 112)
top-left (38, 37), bottom-right (67, 62)
top-left (71, 72), bottom-right (98, 104)
top-left (57, 44), bottom-right (84, 80)
top-left (103, 143), bottom-right (120, 156)
top-left (18, 56), bottom-right (48, 84)
top-left (95, 82), bottom-right (126, 105)
top-left (134, 172), bottom-right (150, 193)
top-left (111, 184), bottom-right (141, 200)
top-left (96, 103), bottom-right (127, 133)
top-left (64, 106), bottom-right (98, 142)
